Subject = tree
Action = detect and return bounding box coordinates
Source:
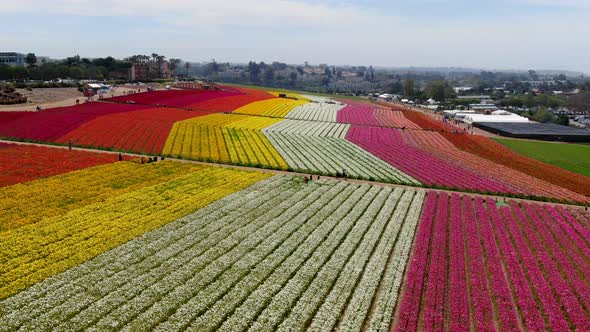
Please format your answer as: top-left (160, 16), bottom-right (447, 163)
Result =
top-left (296, 66), bottom-right (304, 75)
top-left (25, 53), bottom-right (37, 68)
top-left (568, 92), bottom-right (590, 112)
top-left (528, 69), bottom-right (539, 81)
top-left (168, 58), bottom-right (181, 75)
top-left (530, 107), bottom-right (556, 123)
top-left (289, 72), bottom-right (298, 87)
top-left (424, 80), bottom-right (455, 101)
top-left (403, 79), bottom-right (415, 98)
top-left (248, 61), bottom-right (261, 83)
top-left (263, 67), bottom-right (275, 86)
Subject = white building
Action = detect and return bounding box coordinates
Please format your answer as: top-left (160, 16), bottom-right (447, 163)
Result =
top-left (0, 52), bottom-right (25, 67)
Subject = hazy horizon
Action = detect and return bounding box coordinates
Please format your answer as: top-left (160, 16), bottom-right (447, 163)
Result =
top-left (2, 0), bottom-right (589, 73)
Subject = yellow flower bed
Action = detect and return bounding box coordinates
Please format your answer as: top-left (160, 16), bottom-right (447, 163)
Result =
top-left (0, 163), bottom-right (270, 299)
top-left (233, 98), bottom-right (308, 118)
top-left (0, 162), bottom-right (200, 231)
top-left (267, 91), bottom-right (310, 101)
top-left (163, 114), bottom-right (288, 169)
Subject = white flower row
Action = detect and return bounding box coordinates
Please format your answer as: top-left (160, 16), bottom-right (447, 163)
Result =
top-left (336, 190), bottom-right (422, 332)
top-left (300, 95), bottom-right (340, 104)
top-left (93, 179), bottom-right (335, 332)
top-left (1, 176), bottom-right (295, 330)
top-left (264, 119), bottom-right (350, 139)
top-left (157, 182), bottom-right (352, 331)
top-left (214, 183), bottom-right (363, 332)
top-left (285, 103), bottom-right (345, 123)
top-left (265, 131), bottom-right (419, 185)
top-left (1, 178), bottom-right (427, 332)
top-left (248, 185), bottom-right (380, 331)
top-left (278, 187), bottom-right (395, 331)
top-left (306, 187), bottom-right (405, 332)
top-left (365, 190), bottom-right (426, 332)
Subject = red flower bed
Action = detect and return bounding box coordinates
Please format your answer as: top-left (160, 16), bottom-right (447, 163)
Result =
top-left (0, 143), bottom-right (119, 187)
top-left (0, 103), bottom-right (148, 142)
top-left (188, 87), bottom-right (275, 112)
top-left (56, 108), bottom-right (210, 154)
top-left (395, 193), bottom-right (590, 331)
top-left (105, 89), bottom-right (239, 108)
top-left (442, 133), bottom-right (590, 198)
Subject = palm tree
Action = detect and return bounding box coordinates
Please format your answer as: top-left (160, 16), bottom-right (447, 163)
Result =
top-left (156, 55), bottom-right (166, 77)
top-left (185, 62), bottom-right (191, 78)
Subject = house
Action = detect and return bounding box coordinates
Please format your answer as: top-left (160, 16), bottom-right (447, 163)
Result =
top-left (0, 52), bottom-right (25, 67)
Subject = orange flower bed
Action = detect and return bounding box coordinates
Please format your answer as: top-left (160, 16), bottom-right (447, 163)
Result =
top-left (442, 133), bottom-right (590, 198)
top-left (0, 143), bottom-right (119, 187)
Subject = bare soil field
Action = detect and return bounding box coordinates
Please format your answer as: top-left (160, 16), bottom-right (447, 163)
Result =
top-left (0, 88), bottom-right (83, 112)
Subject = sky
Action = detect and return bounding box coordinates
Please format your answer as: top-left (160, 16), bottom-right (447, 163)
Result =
top-left (1, 0), bottom-right (588, 72)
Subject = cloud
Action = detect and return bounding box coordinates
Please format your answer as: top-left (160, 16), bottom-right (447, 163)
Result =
top-left (0, 0), bottom-right (383, 28)
top-left (2, 0), bottom-right (589, 72)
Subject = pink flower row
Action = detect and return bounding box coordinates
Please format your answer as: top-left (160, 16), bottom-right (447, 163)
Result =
top-left (395, 193), bottom-right (590, 330)
top-left (346, 126), bottom-right (514, 193)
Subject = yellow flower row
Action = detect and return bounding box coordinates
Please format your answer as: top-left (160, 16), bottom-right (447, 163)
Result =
top-left (0, 163), bottom-right (270, 299)
top-left (0, 162), bottom-right (201, 231)
top-left (163, 114), bottom-right (288, 169)
top-left (233, 98), bottom-right (308, 118)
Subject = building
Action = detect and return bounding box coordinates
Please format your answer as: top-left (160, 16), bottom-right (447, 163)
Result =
top-left (0, 52), bottom-right (25, 67)
top-left (129, 60), bottom-right (170, 81)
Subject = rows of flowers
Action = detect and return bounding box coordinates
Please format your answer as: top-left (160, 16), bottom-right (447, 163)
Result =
top-left (55, 107), bottom-right (213, 154)
top-left (187, 87), bottom-right (275, 111)
top-left (0, 176), bottom-right (425, 332)
top-left (0, 161), bottom-right (199, 231)
top-left (398, 129), bottom-right (588, 202)
top-left (394, 192), bottom-right (590, 330)
top-left (346, 126), bottom-right (516, 193)
top-left (285, 102), bottom-right (345, 122)
top-left (0, 102), bottom-right (149, 141)
top-left (0, 143), bottom-right (121, 188)
top-left (444, 133), bottom-right (590, 199)
top-left (263, 124), bottom-right (419, 184)
top-left (233, 98), bottom-right (308, 118)
top-left (0, 163), bottom-right (269, 300)
top-left (104, 89), bottom-right (239, 108)
top-left (162, 114), bottom-right (288, 169)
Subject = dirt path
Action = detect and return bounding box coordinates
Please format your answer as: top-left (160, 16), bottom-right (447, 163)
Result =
top-left (1, 139), bottom-right (586, 210)
top-left (0, 87), bottom-right (155, 112)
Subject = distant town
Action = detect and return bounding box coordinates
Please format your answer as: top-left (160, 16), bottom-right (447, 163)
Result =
top-left (1, 51), bottom-right (589, 131)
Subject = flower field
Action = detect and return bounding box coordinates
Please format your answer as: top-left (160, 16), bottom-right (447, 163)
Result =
top-left (104, 89), bottom-right (239, 108)
top-left (0, 86), bottom-right (589, 203)
top-left (395, 192), bottom-right (590, 331)
top-left (0, 175), bottom-right (426, 331)
top-left (162, 114), bottom-right (288, 169)
top-left (0, 143), bottom-right (120, 187)
top-left (0, 103), bottom-right (149, 141)
top-left (0, 141), bottom-right (589, 331)
top-left (263, 120), bottom-right (419, 183)
top-left (285, 102), bottom-right (345, 122)
top-left (0, 161), bottom-right (270, 300)
top-left (187, 87), bottom-right (275, 111)
top-left (233, 98), bottom-right (308, 118)
top-left (346, 126), bottom-right (515, 193)
top-left (55, 108), bottom-right (211, 154)
top-left (496, 138), bottom-right (590, 177)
